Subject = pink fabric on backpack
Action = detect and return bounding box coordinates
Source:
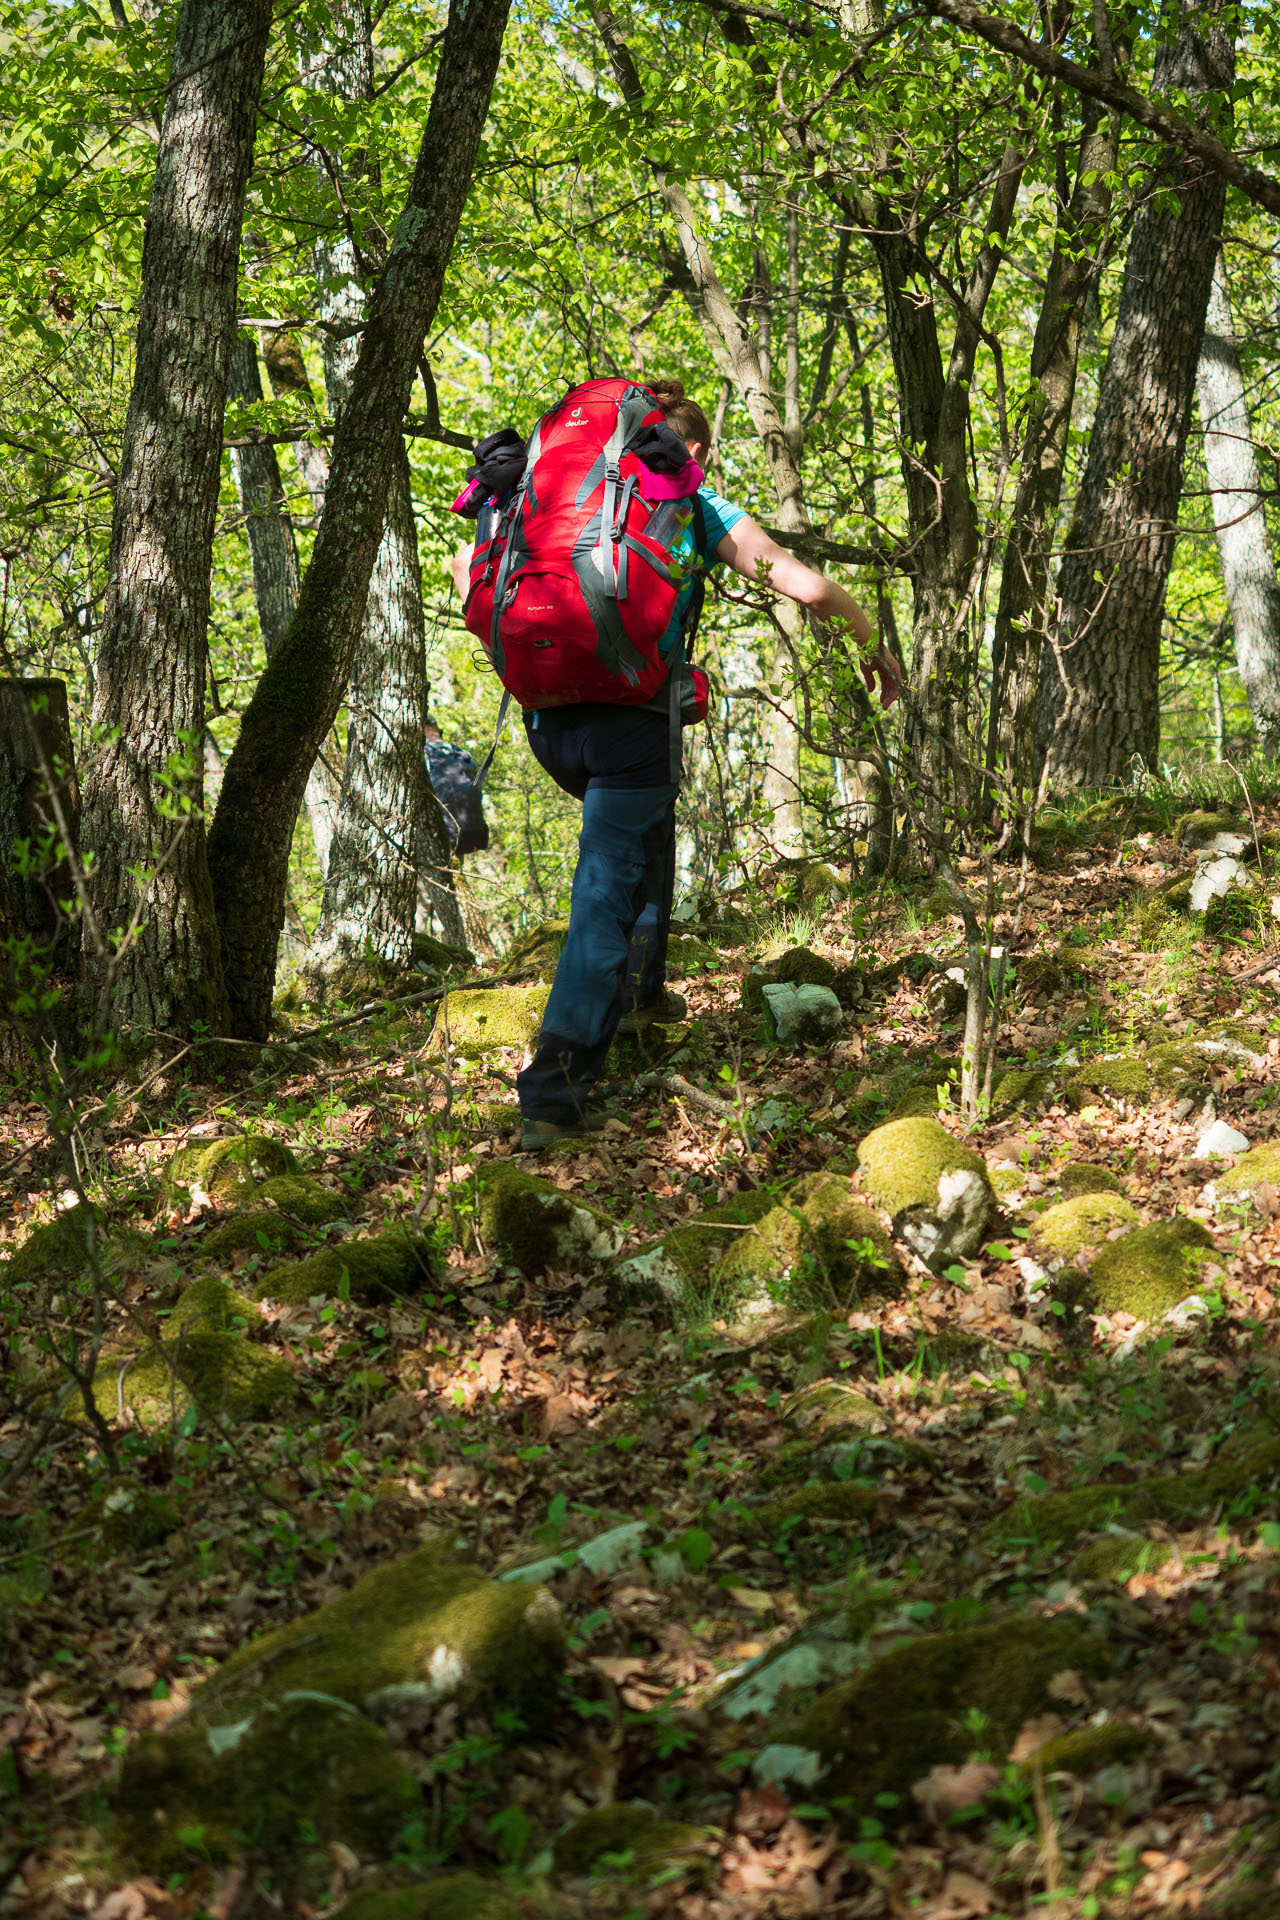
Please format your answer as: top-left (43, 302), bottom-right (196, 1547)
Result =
top-left (637, 458), bottom-right (704, 499)
top-left (451, 478), bottom-right (487, 515)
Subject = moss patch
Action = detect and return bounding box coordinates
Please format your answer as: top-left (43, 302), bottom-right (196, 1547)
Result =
top-left (1031, 1192), bottom-right (1139, 1261)
top-left (857, 1116), bottom-right (991, 1219)
top-left (1088, 1216), bottom-right (1217, 1318)
top-left (441, 984), bottom-right (550, 1053)
top-left (989, 1432), bottom-right (1280, 1547)
top-left (773, 946), bottom-right (838, 988)
top-left (1021, 1722), bottom-right (1151, 1776)
top-left (1070, 1535), bottom-right (1175, 1582)
top-left (1059, 1163), bottom-right (1123, 1198)
top-left (503, 920), bottom-right (569, 975)
top-left (783, 1617), bottom-right (1108, 1825)
top-left (991, 1068), bottom-right (1052, 1112)
top-left (7, 1207), bottom-right (151, 1288)
top-left (255, 1232), bottom-right (436, 1305)
top-left (476, 1165), bottom-right (624, 1278)
top-left (552, 1802), bottom-right (713, 1877)
top-left (167, 1275), bottom-right (258, 1336)
top-left (82, 1484), bottom-right (181, 1556)
top-left (1174, 809), bottom-right (1244, 847)
top-left (752, 1481), bottom-right (878, 1530)
top-left (411, 932), bottom-right (474, 975)
top-left (711, 1177), bottom-right (903, 1316)
top-left (162, 1135), bottom-right (298, 1206)
top-left (789, 861), bottom-right (849, 909)
top-left (201, 1210), bottom-right (301, 1261)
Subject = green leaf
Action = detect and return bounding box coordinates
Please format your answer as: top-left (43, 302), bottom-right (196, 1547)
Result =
top-left (676, 1525), bottom-right (714, 1572)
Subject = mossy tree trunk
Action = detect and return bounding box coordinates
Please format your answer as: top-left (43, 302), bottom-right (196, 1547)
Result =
top-left (206, 0), bottom-right (511, 1039)
top-left (226, 331), bottom-right (340, 877)
top-left (1037, 0), bottom-right (1234, 790)
top-left (79, 0), bottom-right (271, 1048)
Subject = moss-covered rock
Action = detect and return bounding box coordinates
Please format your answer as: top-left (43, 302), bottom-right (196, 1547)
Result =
top-left (456, 1099), bottom-right (518, 1137)
top-left (1059, 1163), bottom-right (1124, 1198)
top-left (989, 1432), bottom-right (1280, 1547)
top-left (503, 920), bottom-right (569, 976)
top-left (1068, 1055), bottom-right (1152, 1107)
top-left (784, 1379), bottom-right (882, 1436)
top-left (168, 1275), bottom-right (258, 1336)
top-left (1148, 1042), bottom-right (1210, 1091)
top-left (781, 1617), bottom-right (1108, 1824)
top-left (255, 1232), bottom-right (437, 1305)
top-left (989, 1166), bottom-right (1025, 1198)
top-left (1174, 809), bottom-right (1244, 849)
top-left (201, 1210), bottom-right (302, 1261)
top-left (666, 932), bottom-right (717, 974)
top-left (991, 1068), bottom-right (1052, 1112)
top-left (773, 945), bottom-right (838, 989)
top-left (553, 1802), bottom-right (713, 1878)
top-left (439, 984), bottom-right (551, 1054)
top-left (162, 1135), bottom-right (298, 1206)
top-left (116, 1539), bottom-right (563, 1871)
top-left (89, 1335), bottom-right (294, 1427)
top-left (1031, 1192), bottom-right (1139, 1262)
top-left (476, 1165), bottom-right (624, 1278)
top-left (1017, 950), bottom-right (1089, 1001)
top-left (1070, 1534), bottom-right (1174, 1582)
top-left (606, 1189), bottom-right (778, 1312)
top-left (888, 1083), bottom-right (945, 1122)
top-left (1217, 1140), bottom-right (1280, 1205)
top-left (788, 862), bottom-right (849, 909)
top-left (332, 1879), bottom-right (522, 1920)
top-left (1088, 1215), bottom-right (1216, 1318)
top-left (7, 1206), bottom-right (152, 1288)
top-left (1079, 796), bottom-right (1166, 834)
top-left (1020, 1722), bottom-right (1151, 1776)
top-left (116, 1695), bottom-right (417, 1870)
top-left (256, 1173), bottom-right (345, 1224)
top-left (411, 932), bottom-right (474, 976)
top-left (856, 1117), bottom-right (989, 1218)
top-left (711, 1177), bottom-right (902, 1316)
top-left (751, 1481), bottom-right (878, 1531)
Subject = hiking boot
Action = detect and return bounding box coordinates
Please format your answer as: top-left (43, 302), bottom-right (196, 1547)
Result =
top-left (615, 989), bottom-right (688, 1037)
top-left (517, 1105), bottom-right (613, 1153)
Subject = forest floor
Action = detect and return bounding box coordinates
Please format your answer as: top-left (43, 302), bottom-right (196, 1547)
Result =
top-left (5, 792), bottom-right (1280, 1920)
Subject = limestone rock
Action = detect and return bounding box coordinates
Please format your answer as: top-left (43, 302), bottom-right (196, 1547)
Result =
top-left (991, 1067), bottom-right (1052, 1113)
top-left (254, 1232), bottom-right (437, 1304)
top-left (1195, 1120), bottom-right (1249, 1159)
top-left (788, 860), bottom-right (849, 909)
top-left (857, 1118), bottom-right (993, 1266)
top-left (7, 1206), bottom-right (152, 1288)
top-left (477, 1164), bottom-right (624, 1277)
top-left (115, 1540), bottom-right (563, 1870)
top-left (438, 983), bottom-right (550, 1054)
top-left (778, 1617), bottom-right (1108, 1826)
top-left (761, 981), bottom-right (844, 1046)
top-left (1067, 1054), bottom-right (1152, 1108)
top-left (1217, 1140), bottom-right (1280, 1206)
top-left (924, 969), bottom-right (967, 1020)
top-left (410, 932), bottom-right (474, 976)
top-left (162, 1135), bottom-right (298, 1207)
top-left (1174, 809), bottom-right (1245, 849)
top-left (990, 1432), bottom-right (1280, 1547)
top-left (1087, 1217), bottom-right (1217, 1319)
top-left (1189, 853), bottom-right (1254, 914)
top-left (201, 1210), bottom-right (302, 1261)
top-left (90, 1334), bottom-right (294, 1428)
top-left (256, 1173), bottom-right (346, 1224)
top-left (773, 945), bottom-right (839, 989)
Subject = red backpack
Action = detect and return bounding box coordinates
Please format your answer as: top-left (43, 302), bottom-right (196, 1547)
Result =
top-left (463, 379), bottom-right (706, 712)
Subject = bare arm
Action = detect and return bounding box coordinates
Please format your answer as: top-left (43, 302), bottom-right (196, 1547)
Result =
top-left (452, 541), bottom-right (474, 599)
top-left (715, 515), bottom-right (901, 707)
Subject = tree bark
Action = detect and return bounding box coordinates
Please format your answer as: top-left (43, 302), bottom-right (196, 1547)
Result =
top-left (299, 3), bottom-right (463, 982)
top-left (80, 0), bottom-right (271, 1045)
top-left (226, 331), bottom-right (340, 875)
top-left (986, 91), bottom-right (1122, 808)
top-left (1039, 0), bottom-right (1234, 790)
top-left (1195, 243), bottom-right (1280, 751)
top-left (206, 0), bottom-right (511, 1040)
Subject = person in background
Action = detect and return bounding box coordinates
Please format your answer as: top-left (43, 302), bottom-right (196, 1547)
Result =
top-left (424, 715), bottom-right (489, 858)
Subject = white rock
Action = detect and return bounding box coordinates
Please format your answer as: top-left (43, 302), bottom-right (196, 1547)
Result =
top-left (1194, 1120), bottom-right (1248, 1158)
top-left (900, 1166), bottom-right (992, 1270)
top-left (1190, 855), bottom-right (1252, 913)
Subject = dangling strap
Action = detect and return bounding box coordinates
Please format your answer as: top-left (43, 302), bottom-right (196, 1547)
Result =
top-left (474, 688), bottom-right (511, 793)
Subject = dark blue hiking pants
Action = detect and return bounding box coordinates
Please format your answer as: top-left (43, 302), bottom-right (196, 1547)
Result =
top-left (516, 705), bottom-right (677, 1124)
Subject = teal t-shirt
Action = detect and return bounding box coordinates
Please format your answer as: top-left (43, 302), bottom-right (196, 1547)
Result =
top-left (661, 485), bottom-right (747, 657)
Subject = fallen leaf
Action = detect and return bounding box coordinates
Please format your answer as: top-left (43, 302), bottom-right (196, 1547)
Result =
top-left (942, 1868), bottom-right (995, 1914)
top-left (911, 1761), bottom-right (1001, 1820)
top-left (1008, 1713), bottom-right (1064, 1763)
top-left (541, 1393), bottom-right (581, 1437)
top-left (589, 1655), bottom-right (648, 1686)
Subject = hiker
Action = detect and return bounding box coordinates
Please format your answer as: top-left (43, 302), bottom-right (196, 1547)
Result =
top-left (423, 715), bottom-right (489, 858)
top-left (452, 377), bottom-right (900, 1151)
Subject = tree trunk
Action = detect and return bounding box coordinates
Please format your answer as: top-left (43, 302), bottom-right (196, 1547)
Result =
top-left (80, 0), bottom-right (271, 1044)
top-left (226, 332), bottom-right (340, 874)
top-left (206, 0), bottom-right (511, 1040)
top-left (1038, 0), bottom-right (1234, 790)
top-left (1195, 243), bottom-right (1280, 751)
top-left (986, 92), bottom-right (1122, 811)
top-left (300, 5), bottom-right (464, 983)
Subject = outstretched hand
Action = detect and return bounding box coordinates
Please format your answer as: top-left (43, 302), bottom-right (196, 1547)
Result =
top-left (862, 645), bottom-right (903, 709)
